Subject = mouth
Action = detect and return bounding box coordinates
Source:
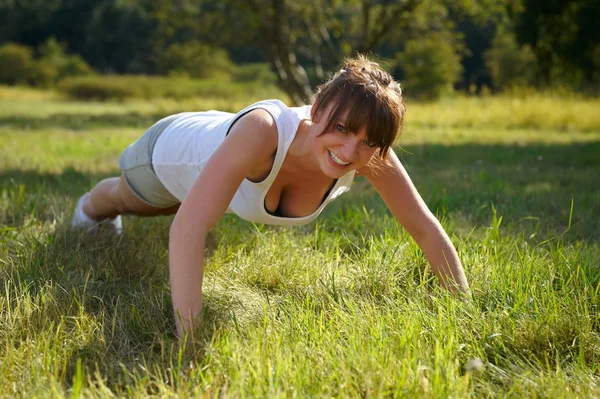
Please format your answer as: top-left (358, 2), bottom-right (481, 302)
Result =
top-left (328, 150), bottom-right (350, 166)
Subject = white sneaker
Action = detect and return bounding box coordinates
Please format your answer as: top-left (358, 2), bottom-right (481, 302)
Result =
top-left (71, 193), bottom-right (123, 235)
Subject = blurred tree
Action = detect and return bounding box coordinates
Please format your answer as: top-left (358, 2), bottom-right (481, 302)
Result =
top-left (0, 0), bottom-right (63, 47)
top-left (0, 41), bottom-right (61, 87)
top-left (512, 0), bottom-right (600, 88)
top-left (185, 0), bottom-right (512, 104)
top-left (454, 18), bottom-right (496, 91)
top-left (157, 42), bottom-right (234, 79)
top-left (0, 0), bottom-right (156, 73)
top-left (82, 0), bottom-right (156, 73)
top-left (38, 37), bottom-right (94, 82)
top-left (396, 31), bottom-right (464, 99)
top-left (0, 43), bottom-right (36, 85)
top-left (0, 0), bottom-right (519, 100)
top-left (483, 28), bottom-right (537, 90)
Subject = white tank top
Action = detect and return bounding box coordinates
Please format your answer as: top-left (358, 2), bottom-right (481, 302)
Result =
top-left (152, 99), bottom-right (356, 226)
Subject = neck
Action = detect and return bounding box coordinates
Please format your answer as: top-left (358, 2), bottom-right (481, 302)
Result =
top-left (287, 119), bottom-right (322, 173)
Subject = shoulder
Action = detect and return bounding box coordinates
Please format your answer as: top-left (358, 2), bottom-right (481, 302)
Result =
top-left (238, 108), bottom-right (278, 131)
top-left (236, 99), bottom-right (295, 128)
top-left (226, 108), bottom-right (278, 157)
top-left (226, 99), bottom-right (297, 151)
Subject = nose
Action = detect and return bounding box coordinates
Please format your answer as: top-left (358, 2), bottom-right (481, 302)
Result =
top-left (340, 137), bottom-right (360, 161)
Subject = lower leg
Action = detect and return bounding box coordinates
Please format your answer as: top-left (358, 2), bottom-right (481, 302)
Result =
top-left (84, 177), bottom-right (124, 220)
top-left (83, 176), bottom-right (180, 220)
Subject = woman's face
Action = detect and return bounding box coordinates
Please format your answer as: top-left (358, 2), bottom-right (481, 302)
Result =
top-left (311, 103), bottom-right (378, 178)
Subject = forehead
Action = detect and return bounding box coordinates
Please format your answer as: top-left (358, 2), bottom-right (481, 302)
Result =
top-left (324, 98), bottom-right (373, 134)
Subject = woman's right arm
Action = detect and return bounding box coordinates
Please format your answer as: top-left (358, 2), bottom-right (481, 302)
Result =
top-left (168, 109), bottom-right (278, 339)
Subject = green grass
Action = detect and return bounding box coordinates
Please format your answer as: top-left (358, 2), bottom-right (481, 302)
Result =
top-left (1, 86), bottom-right (599, 397)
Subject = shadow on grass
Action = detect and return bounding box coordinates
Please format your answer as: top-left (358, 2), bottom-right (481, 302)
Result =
top-left (1, 139), bottom-right (598, 241)
top-left (1, 138), bottom-right (599, 240)
top-left (0, 168), bottom-right (116, 227)
top-left (0, 167), bottom-right (235, 388)
top-left (326, 140), bottom-right (600, 242)
top-left (0, 167), bottom-right (110, 195)
top-left (2, 218), bottom-right (237, 390)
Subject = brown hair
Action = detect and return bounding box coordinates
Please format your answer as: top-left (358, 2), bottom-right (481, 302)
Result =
top-left (312, 55), bottom-right (406, 157)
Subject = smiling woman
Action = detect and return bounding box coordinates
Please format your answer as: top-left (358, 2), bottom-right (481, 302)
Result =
top-left (312, 57), bottom-right (405, 158)
top-left (70, 54), bottom-right (470, 339)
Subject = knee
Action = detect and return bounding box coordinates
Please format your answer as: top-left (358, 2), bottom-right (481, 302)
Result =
top-left (113, 184), bottom-right (132, 214)
top-left (159, 203), bottom-right (181, 216)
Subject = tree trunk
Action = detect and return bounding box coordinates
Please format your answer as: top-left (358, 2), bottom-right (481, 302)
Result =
top-left (246, 0), bottom-right (314, 105)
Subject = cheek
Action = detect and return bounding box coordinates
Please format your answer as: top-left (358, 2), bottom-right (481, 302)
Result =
top-left (315, 132), bottom-right (336, 149)
top-left (313, 136), bottom-right (331, 158)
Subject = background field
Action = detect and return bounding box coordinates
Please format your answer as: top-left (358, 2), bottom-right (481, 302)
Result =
top-left (0, 87), bottom-right (599, 397)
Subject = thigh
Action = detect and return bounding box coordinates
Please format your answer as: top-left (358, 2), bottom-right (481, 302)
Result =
top-left (119, 115), bottom-right (181, 208)
top-left (116, 175), bottom-right (180, 216)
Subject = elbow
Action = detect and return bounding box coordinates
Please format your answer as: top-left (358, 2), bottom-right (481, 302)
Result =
top-left (169, 214), bottom-right (184, 237)
top-left (169, 213), bottom-right (209, 245)
top-left (169, 215), bottom-right (184, 240)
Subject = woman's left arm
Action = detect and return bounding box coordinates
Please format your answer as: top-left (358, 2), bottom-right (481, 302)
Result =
top-left (359, 149), bottom-right (470, 294)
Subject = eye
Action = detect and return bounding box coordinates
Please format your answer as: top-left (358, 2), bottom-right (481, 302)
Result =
top-left (363, 139), bottom-right (377, 148)
top-left (336, 124), bottom-right (346, 133)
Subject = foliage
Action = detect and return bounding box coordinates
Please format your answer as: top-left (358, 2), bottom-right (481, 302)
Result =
top-left (483, 28), bottom-right (537, 90)
top-left (512, 0), bottom-right (600, 88)
top-left (58, 76), bottom-right (134, 101)
top-left (38, 37), bottom-right (95, 81)
top-left (592, 43), bottom-right (600, 84)
top-left (157, 42), bottom-right (235, 80)
top-left (0, 43), bottom-right (36, 85)
top-left (231, 63), bottom-right (278, 85)
top-left (1, 0), bottom-right (599, 100)
top-left (146, 0), bottom-right (516, 104)
top-left (0, 40), bottom-right (94, 87)
top-left (396, 32), bottom-right (464, 100)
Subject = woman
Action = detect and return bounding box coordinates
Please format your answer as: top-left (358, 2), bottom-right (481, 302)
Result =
top-left (72, 56), bottom-right (470, 339)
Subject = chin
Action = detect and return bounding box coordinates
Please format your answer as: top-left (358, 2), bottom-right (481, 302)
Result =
top-left (322, 161), bottom-right (353, 178)
top-left (324, 170), bottom-right (346, 179)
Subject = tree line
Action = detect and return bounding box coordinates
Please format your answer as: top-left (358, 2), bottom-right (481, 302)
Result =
top-left (1, 0), bottom-right (598, 103)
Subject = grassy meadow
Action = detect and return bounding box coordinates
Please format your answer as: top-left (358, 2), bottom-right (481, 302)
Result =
top-left (0, 85), bottom-right (599, 397)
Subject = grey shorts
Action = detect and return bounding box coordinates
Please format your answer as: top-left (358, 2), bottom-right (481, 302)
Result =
top-left (119, 114), bottom-right (181, 208)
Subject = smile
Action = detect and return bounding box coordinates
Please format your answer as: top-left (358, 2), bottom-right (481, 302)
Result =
top-left (328, 150), bottom-right (350, 166)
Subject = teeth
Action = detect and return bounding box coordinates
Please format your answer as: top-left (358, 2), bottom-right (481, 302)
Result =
top-left (329, 150), bottom-right (349, 166)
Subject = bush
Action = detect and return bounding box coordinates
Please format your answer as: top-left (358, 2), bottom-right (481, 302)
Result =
top-left (26, 62), bottom-right (56, 87)
top-left (58, 77), bottom-right (137, 101)
top-left (37, 37), bottom-right (94, 81)
top-left (59, 55), bottom-right (95, 78)
top-left (395, 33), bottom-right (463, 100)
top-left (158, 42), bottom-right (235, 80)
top-left (58, 74), bottom-right (284, 101)
top-left (0, 40), bottom-right (94, 87)
top-left (483, 29), bottom-right (537, 91)
top-left (0, 43), bottom-right (35, 85)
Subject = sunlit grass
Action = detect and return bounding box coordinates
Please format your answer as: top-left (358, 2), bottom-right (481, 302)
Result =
top-left (0, 84), bottom-right (288, 123)
top-left (0, 127), bottom-right (138, 173)
top-left (0, 85), bottom-right (63, 100)
top-left (408, 93), bottom-right (600, 132)
top-left (0, 88), bottom-right (599, 397)
top-left (3, 85), bottom-right (600, 133)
